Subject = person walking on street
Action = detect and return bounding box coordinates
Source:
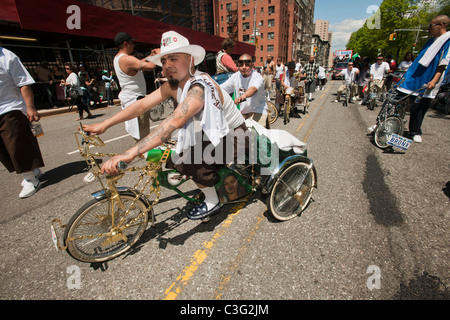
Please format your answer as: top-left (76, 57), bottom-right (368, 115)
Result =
top-left (102, 70), bottom-right (114, 107)
top-left (113, 32), bottom-right (159, 141)
top-left (61, 63), bottom-right (93, 120)
top-left (302, 56), bottom-right (319, 101)
top-left (0, 47), bottom-right (45, 198)
top-left (396, 15), bottom-right (450, 143)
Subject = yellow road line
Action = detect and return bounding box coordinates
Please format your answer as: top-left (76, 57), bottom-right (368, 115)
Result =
top-left (163, 199), bottom-right (248, 300)
top-left (213, 213), bottom-right (265, 300)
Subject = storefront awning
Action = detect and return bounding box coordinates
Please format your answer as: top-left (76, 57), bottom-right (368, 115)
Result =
top-left (1, 0), bottom-right (254, 55)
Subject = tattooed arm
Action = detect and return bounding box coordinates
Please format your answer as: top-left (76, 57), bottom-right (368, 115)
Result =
top-left (101, 84), bottom-right (205, 174)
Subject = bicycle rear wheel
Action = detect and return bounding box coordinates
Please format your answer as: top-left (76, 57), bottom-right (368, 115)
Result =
top-left (64, 193), bottom-right (150, 263)
top-left (267, 162), bottom-right (316, 221)
top-left (374, 116), bottom-right (404, 149)
top-left (267, 101), bottom-right (278, 125)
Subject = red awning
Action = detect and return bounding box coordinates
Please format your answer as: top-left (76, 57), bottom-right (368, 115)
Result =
top-left (2, 0), bottom-right (254, 56)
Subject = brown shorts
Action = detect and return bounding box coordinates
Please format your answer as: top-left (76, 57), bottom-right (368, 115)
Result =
top-left (166, 123), bottom-right (249, 187)
top-left (0, 110), bottom-right (45, 174)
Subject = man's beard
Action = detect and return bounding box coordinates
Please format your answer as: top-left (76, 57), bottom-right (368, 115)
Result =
top-left (168, 77), bottom-right (179, 89)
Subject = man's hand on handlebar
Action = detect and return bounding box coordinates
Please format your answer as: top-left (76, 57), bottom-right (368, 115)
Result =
top-left (101, 151), bottom-right (137, 175)
top-left (82, 122), bottom-right (108, 136)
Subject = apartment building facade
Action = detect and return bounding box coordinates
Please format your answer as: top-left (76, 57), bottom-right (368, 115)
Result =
top-left (213, 0), bottom-right (315, 67)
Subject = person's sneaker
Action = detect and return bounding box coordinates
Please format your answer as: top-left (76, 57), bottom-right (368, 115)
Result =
top-left (413, 135), bottom-right (422, 143)
top-left (19, 179), bottom-right (41, 198)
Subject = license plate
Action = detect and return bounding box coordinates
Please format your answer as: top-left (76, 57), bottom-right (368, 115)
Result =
top-left (387, 134), bottom-right (412, 150)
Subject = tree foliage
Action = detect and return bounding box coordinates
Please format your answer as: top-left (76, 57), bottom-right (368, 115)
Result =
top-left (346, 0), bottom-right (446, 62)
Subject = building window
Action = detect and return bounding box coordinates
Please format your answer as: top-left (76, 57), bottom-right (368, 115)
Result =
top-left (268, 6), bottom-right (275, 14)
top-left (243, 35), bottom-right (250, 42)
top-left (268, 32), bottom-right (274, 40)
top-left (260, 45), bottom-right (264, 51)
top-left (268, 19), bottom-right (275, 27)
top-left (226, 3), bottom-right (232, 11)
top-left (268, 45), bottom-right (274, 52)
top-left (242, 9), bottom-right (250, 17)
top-left (243, 22), bottom-right (250, 30)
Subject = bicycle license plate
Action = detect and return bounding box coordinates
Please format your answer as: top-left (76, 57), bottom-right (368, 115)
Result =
top-left (387, 134), bottom-right (412, 151)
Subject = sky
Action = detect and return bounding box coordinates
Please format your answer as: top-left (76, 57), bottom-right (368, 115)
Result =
top-left (314, 0), bottom-right (383, 53)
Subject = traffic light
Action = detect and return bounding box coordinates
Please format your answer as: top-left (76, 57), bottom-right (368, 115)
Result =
top-left (389, 33), bottom-right (393, 41)
top-left (412, 43), bottom-right (416, 50)
top-left (392, 33), bottom-right (397, 40)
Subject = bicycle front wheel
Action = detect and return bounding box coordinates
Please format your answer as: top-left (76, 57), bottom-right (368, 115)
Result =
top-left (64, 193), bottom-right (150, 263)
top-left (267, 162), bottom-right (316, 221)
top-left (374, 116), bottom-right (404, 149)
top-left (267, 101), bottom-right (278, 125)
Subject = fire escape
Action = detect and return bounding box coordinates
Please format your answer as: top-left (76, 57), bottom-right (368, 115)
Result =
top-left (227, 6), bottom-right (239, 42)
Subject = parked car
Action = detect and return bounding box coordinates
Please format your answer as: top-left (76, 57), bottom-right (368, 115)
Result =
top-left (332, 62), bottom-right (348, 80)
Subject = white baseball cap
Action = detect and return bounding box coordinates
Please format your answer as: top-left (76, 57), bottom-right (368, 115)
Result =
top-left (146, 31), bottom-right (206, 67)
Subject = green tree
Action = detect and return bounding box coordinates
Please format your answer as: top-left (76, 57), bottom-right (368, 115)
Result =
top-left (346, 0), bottom-right (443, 62)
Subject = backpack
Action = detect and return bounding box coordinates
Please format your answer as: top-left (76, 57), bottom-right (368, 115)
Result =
top-left (203, 52), bottom-right (217, 76)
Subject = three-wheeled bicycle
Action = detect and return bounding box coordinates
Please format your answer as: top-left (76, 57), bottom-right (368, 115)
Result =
top-left (51, 120), bottom-right (317, 263)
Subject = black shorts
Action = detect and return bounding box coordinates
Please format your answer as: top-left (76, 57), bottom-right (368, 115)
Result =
top-left (0, 110), bottom-right (45, 173)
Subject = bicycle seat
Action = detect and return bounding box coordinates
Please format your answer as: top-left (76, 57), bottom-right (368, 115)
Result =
top-left (245, 119), bottom-right (306, 155)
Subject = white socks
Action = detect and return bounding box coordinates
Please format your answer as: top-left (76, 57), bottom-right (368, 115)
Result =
top-left (23, 171), bottom-right (38, 184)
top-left (201, 186), bottom-right (219, 210)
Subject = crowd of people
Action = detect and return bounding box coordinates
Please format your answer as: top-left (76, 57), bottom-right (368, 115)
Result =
top-left (332, 14), bottom-right (449, 144)
top-left (1, 14), bottom-right (448, 216)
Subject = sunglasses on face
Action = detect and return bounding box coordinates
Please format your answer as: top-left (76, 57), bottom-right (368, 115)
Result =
top-left (428, 23), bottom-right (441, 29)
top-left (238, 60), bottom-right (253, 66)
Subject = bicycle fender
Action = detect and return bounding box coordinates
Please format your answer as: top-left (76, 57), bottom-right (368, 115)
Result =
top-left (262, 155), bottom-right (318, 194)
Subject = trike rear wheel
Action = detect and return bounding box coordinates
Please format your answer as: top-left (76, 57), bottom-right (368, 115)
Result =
top-left (64, 193), bottom-right (149, 263)
top-left (267, 162), bottom-right (315, 221)
top-left (374, 116), bottom-right (404, 149)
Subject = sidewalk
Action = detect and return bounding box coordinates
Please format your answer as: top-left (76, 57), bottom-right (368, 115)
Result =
top-left (38, 99), bottom-right (121, 118)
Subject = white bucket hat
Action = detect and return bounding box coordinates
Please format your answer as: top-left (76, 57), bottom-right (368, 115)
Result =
top-left (146, 31), bottom-right (206, 67)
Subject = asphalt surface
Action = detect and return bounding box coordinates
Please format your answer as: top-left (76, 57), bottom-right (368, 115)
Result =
top-left (0, 80), bottom-right (448, 304)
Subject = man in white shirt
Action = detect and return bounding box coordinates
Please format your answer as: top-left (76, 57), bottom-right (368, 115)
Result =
top-left (317, 66), bottom-right (327, 90)
top-left (113, 32), bottom-right (159, 141)
top-left (335, 62), bottom-right (359, 102)
top-left (0, 47), bottom-right (45, 198)
top-left (221, 54), bottom-right (269, 128)
top-left (369, 55), bottom-right (392, 96)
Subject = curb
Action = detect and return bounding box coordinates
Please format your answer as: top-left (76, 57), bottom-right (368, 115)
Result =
top-left (38, 99), bottom-right (121, 118)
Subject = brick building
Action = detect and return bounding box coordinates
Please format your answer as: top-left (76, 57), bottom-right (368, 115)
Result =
top-left (213, 0), bottom-right (315, 67)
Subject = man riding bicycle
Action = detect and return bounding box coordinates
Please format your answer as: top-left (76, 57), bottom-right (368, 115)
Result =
top-left (369, 55), bottom-right (392, 96)
top-left (334, 61), bottom-right (359, 103)
top-left (275, 61), bottom-right (303, 116)
top-left (82, 31), bottom-right (249, 221)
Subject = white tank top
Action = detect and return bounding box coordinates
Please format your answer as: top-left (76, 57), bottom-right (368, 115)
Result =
top-left (113, 53), bottom-right (146, 106)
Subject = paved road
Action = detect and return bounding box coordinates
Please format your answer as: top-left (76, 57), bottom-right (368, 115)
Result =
top-left (0, 80), bottom-right (448, 302)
